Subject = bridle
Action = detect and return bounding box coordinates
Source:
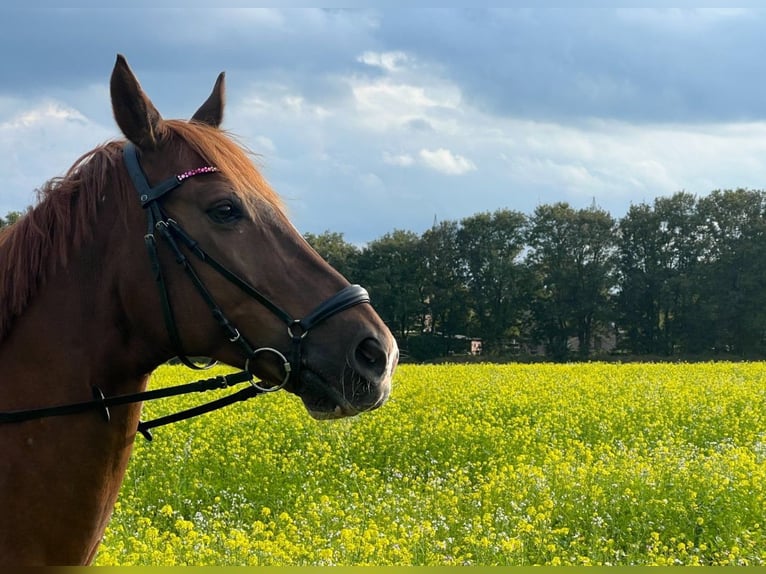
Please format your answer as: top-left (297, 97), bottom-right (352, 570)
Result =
top-left (124, 141), bottom-right (370, 388)
top-left (0, 141), bottom-right (371, 439)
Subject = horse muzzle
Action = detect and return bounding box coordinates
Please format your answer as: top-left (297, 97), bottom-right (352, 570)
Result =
top-left (293, 335), bottom-right (397, 420)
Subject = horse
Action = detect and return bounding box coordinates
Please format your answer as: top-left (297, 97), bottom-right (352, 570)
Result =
top-left (0, 55), bottom-right (398, 565)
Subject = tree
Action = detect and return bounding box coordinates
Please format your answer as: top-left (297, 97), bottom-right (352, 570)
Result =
top-left (695, 189), bottom-right (766, 356)
top-left (616, 193), bottom-right (704, 356)
top-left (616, 203), bottom-right (662, 354)
top-left (419, 220), bottom-right (469, 356)
top-left (355, 230), bottom-right (423, 344)
top-left (303, 231), bottom-right (360, 281)
top-left (457, 209), bottom-right (528, 354)
top-left (526, 202), bottom-right (617, 360)
top-left (0, 211), bottom-right (24, 229)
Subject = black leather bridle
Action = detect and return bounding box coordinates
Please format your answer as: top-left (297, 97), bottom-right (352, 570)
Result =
top-left (0, 141), bottom-right (371, 440)
top-left (123, 141), bottom-right (370, 386)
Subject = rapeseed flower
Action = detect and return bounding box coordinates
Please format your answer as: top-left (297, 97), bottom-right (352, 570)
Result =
top-left (96, 362), bottom-right (766, 566)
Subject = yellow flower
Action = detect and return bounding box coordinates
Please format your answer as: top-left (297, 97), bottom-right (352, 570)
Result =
top-left (159, 504), bottom-right (173, 517)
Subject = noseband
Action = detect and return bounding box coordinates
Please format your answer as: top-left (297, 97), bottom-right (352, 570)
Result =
top-left (122, 141), bottom-right (370, 390)
top-left (0, 142), bottom-right (370, 439)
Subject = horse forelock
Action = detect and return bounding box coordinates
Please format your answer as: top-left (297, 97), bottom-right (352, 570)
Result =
top-left (161, 120), bottom-right (287, 224)
top-left (0, 121), bottom-right (285, 343)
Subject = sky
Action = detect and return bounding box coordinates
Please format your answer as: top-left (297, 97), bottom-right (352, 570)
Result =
top-left (2, 7), bottom-right (766, 245)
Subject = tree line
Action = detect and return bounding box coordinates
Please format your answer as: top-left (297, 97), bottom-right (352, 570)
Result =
top-left (305, 189), bottom-right (766, 362)
top-left (3, 189), bottom-right (765, 362)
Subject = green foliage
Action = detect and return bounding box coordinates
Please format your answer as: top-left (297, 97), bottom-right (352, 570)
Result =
top-left (458, 209), bottom-right (528, 352)
top-left (354, 229), bottom-right (424, 342)
top-left (0, 210), bottom-right (25, 229)
top-left (303, 231), bottom-right (360, 281)
top-left (420, 220), bottom-right (470, 343)
top-left (527, 203), bottom-right (617, 360)
top-left (617, 190), bottom-right (766, 357)
top-left (95, 362), bottom-right (766, 566)
top-left (405, 334), bottom-right (452, 361)
top-left (694, 190), bottom-right (766, 356)
top-left (300, 193), bottom-right (766, 362)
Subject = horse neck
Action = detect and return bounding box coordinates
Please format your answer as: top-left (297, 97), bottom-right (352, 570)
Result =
top-left (0, 232), bottom-right (160, 395)
top-left (0, 208), bottom-right (162, 565)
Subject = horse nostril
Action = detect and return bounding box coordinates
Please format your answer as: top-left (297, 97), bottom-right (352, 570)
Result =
top-left (354, 337), bottom-right (388, 378)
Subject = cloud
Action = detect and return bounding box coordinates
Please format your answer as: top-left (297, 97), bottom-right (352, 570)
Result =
top-left (382, 151), bottom-right (415, 167)
top-left (220, 23), bottom-right (766, 242)
top-left (616, 8), bottom-right (751, 31)
top-left (4, 8), bottom-right (766, 245)
top-left (357, 50), bottom-right (410, 72)
top-left (493, 117), bottom-right (766, 208)
top-left (1, 102), bottom-right (88, 129)
top-left (418, 148), bottom-right (477, 175)
top-left (373, 8), bottom-right (766, 124)
top-left (346, 48), bottom-right (463, 136)
top-left (349, 79), bottom-right (459, 132)
top-left (252, 135), bottom-right (277, 154)
top-left (0, 99), bottom-right (112, 214)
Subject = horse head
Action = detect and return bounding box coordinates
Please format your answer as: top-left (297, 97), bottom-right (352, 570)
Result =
top-left (110, 55), bottom-right (398, 419)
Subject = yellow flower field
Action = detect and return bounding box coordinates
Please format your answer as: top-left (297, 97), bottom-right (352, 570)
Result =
top-left (95, 362), bottom-right (766, 566)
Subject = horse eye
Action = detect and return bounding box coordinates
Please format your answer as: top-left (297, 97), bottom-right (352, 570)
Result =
top-left (207, 200), bottom-right (242, 224)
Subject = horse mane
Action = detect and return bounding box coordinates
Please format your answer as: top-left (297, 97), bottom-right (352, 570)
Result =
top-left (0, 120), bottom-right (285, 342)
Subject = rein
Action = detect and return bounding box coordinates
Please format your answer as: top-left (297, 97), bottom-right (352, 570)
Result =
top-left (0, 141), bottom-right (371, 440)
top-left (0, 370), bottom-right (260, 441)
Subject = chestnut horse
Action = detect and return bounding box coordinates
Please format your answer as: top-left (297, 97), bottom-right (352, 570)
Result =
top-left (0, 55), bottom-right (397, 565)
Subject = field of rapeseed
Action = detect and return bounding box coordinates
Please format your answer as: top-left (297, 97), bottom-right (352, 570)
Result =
top-left (94, 362), bottom-right (766, 566)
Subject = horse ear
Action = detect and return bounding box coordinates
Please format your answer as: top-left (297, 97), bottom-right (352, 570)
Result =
top-left (110, 54), bottom-right (164, 149)
top-left (191, 72), bottom-right (226, 127)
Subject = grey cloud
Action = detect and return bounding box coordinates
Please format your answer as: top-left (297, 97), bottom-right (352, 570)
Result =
top-left (371, 8), bottom-right (766, 123)
top-left (6, 8), bottom-right (765, 124)
top-left (4, 6), bottom-right (766, 245)
top-left (404, 118), bottom-right (434, 132)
